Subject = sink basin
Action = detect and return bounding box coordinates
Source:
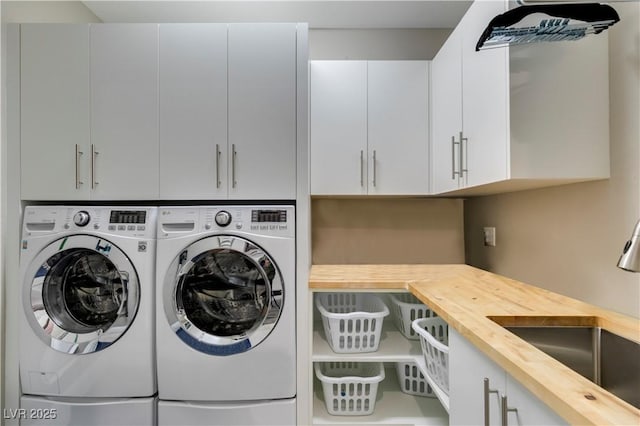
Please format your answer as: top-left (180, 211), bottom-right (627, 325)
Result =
top-left (489, 317), bottom-right (640, 409)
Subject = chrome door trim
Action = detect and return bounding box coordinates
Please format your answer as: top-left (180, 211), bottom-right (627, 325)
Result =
top-left (23, 235), bottom-right (140, 355)
top-left (163, 235), bottom-right (284, 356)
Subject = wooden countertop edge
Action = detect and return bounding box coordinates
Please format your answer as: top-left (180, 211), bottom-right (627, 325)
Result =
top-left (409, 282), bottom-right (639, 426)
top-left (309, 264), bottom-right (640, 426)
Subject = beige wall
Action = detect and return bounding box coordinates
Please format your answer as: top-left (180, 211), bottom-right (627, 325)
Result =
top-left (1, 1), bottom-right (100, 23)
top-left (464, 2), bottom-right (640, 319)
top-left (312, 198), bottom-right (465, 264)
top-left (310, 28), bottom-right (450, 60)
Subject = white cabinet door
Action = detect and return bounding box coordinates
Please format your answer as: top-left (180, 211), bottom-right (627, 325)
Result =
top-left (449, 329), bottom-right (505, 426)
top-left (368, 61), bottom-right (429, 195)
top-left (461, 0), bottom-right (509, 188)
top-left (90, 24), bottom-right (159, 200)
top-left (505, 374), bottom-right (567, 426)
top-left (159, 24), bottom-right (227, 199)
top-left (20, 24), bottom-right (90, 200)
top-left (310, 61), bottom-right (368, 195)
top-left (449, 329), bottom-right (567, 426)
top-left (228, 23), bottom-right (297, 200)
top-left (431, 27), bottom-right (463, 194)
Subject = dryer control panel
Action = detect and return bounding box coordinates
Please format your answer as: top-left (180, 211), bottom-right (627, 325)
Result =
top-left (158, 205), bottom-right (295, 239)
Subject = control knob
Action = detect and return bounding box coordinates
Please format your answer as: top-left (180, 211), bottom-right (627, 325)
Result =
top-left (73, 211), bottom-right (91, 227)
top-left (215, 210), bottom-right (232, 227)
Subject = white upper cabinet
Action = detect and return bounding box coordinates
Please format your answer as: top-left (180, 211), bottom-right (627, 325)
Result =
top-left (90, 24), bottom-right (159, 200)
top-left (310, 60), bottom-right (430, 196)
top-left (368, 61), bottom-right (429, 195)
top-left (20, 23), bottom-right (300, 201)
top-left (431, 0), bottom-right (610, 195)
top-left (228, 23), bottom-right (297, 200)
top-left (21, 24), bottom-right (159, 201)
top-left (310, 61), bottom-right (368, 195)
top-left (159, 24), bottom-right (228, 199)
top-left (21, 24), bottom-right (91, 200)
top-left (431, 26), bottom-right (463, 194)
top-left (460, 0), bottom-right (510, 189)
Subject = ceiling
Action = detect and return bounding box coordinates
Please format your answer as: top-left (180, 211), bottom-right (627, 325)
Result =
top-left (81, 1), bottom-right (473, 28)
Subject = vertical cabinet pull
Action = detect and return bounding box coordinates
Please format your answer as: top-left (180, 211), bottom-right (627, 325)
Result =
top-left (91, 144), bottom-right (99, 189)
top-left (75, 144), bottom-right (84, 189)
top-left (360, 150), bottom-right (364, 187)
top-left (460, 131), bottom-right (468, 177)
top-left (215, 144), bottom-right (221, 189)
top-left (452, 135), bottom-right (460, 179)
top-left (484, 378), bottom-right (499, 426)
top-left (372, 150), bottom-right (377, 187)
top-left (500, 395), bottom-right (518, 426)
top-left (232, 144), bottom-right (237, 188)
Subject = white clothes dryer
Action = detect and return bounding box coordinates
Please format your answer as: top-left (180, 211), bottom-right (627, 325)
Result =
top-left (155, 205), bottom-right (296, 402)
top-left (19, 206), bottom-right (157, 398)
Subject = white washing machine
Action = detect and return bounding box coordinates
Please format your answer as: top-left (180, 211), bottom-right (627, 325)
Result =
top-left (19, 206), bottom-right (157, 400)
top-left (155, 205), bottom-right (296, 419)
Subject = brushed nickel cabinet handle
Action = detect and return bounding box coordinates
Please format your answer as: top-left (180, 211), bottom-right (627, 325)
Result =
top-left (91, 144), bottom-right (99, 189)
top-left (232, 144), bottom-right (237, 188)
top-left (484, 378), bottom-right (499, 426)
top-left (372, 149), bottom-right (377, 187)
top-left (215, 144), bottom-right (221, 189)
top-left (460, 131), bottom-right (468, 177)
top-left (360, 150), bottom-right (364, 187)
top-left (75, 144), bottom-right (84, 189)
top-left (501, 395), bottom-right (518, 426)
top-left (452, 135), bottom-right (460, 180)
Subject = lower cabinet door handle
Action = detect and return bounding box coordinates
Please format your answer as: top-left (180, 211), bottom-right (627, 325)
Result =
top-left (501, 395), bottom-right (518, 426)
top-left (484, 378), bottom-right (499, 426)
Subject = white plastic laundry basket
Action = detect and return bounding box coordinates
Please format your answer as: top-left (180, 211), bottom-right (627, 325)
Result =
top-left (395, 361), bottom-right (436, 397)
top-left (314, 362), bottom-right (385, 416)
top-left (388, 293), bottom-right (436, 339)
top-left (411, 317), bottom-right (450, 395)
top-left (315, 293), bottom-right (389, 353)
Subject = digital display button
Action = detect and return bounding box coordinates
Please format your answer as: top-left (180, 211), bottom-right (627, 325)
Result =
top-left (109, 210), bottom-right (147, 224)
top-left (251, 210), bottom-right (287, 223)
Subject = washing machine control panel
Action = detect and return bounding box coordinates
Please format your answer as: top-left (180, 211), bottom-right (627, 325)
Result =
top-left (22, 206), bottom-right (157, 239)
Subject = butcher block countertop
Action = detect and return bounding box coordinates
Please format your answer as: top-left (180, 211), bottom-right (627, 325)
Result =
top-left (309, 264), bottom-right (640, 426)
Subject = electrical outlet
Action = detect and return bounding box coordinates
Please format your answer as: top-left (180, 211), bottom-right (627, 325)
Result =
top-left (483, 227), bottom-right (496, 247)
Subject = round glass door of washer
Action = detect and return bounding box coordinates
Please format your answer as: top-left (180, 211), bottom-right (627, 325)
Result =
top-left (164, 235), bottom-right (284, 356)
top-left (24, 235), bottom-right (139, 354)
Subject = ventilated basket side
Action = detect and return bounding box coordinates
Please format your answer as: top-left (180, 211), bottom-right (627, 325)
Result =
top-left (314, 362), bottom-right (385, 416)
top-left (411, 317), bottom-right (450, 395)
top-left (388, 293), bottom-right (437, 340)
top-left (315, 294), bottom-right (389, 353)
top-left (317, 292), bottom-right (361, 313)
top-left (395, 361), bottom-right (436, 398)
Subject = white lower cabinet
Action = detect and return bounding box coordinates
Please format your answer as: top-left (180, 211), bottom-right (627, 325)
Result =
top-left (449, 328), bottom-right (567, 426)
top-left (310, 291), bottom-right (448, 425)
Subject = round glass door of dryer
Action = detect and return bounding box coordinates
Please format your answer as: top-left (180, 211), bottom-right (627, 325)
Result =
top-left (164, 235), bottom-right (284, 356)
top-left (24, 235), bottom-right (139, 355)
